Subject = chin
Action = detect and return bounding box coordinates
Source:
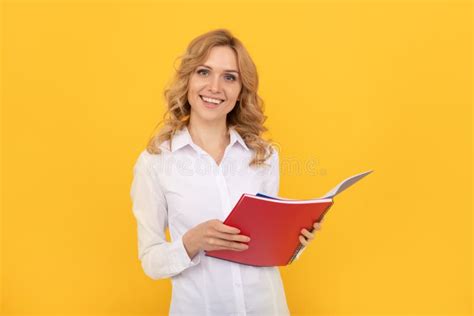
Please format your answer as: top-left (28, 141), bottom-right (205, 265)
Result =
top-left (203, 114), bottom-right (227, 123)
top-left (192, 110), bottom-right (226, 123)
top-left (190, 101), bottom-right (231, 120)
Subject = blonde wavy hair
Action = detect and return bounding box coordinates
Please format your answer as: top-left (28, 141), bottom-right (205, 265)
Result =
top-left (146, 28), bottom-right (274, 166)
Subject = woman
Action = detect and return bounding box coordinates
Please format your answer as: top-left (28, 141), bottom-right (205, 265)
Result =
top-left (130, 28), bottom-right (321, 315)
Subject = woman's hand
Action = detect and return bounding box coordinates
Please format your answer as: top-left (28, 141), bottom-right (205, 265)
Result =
top-left (299, 218), bottom-right (324, 247)
top-left (183, 219), bottom-right (251, 259)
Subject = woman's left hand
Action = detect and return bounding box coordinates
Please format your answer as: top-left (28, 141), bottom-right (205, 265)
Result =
top-left (299, 218), bottom-right (324, 246)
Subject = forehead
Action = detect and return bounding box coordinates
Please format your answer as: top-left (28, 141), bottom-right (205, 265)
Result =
top-left (202, 46), bottom-right (239, 71)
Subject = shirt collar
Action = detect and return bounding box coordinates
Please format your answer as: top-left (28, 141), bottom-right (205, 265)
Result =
top-left (170, 125), bottom-right (249, 153)
top-left (229, 126), bottom-right (250, 151)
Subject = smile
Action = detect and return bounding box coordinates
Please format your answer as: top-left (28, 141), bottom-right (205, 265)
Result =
top-left (200, 95), bottom-right (224, 105)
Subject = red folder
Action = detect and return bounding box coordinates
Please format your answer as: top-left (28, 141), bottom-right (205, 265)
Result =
top-left (205, 169), bottom-right (373, 266)
top-left (204, 194), bottom-right (334, 266)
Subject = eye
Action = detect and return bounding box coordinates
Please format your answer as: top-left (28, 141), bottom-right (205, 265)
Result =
top-left (197, 69), bottom-right (208, 76)
top-left (225, 74), bottom-right (236, 81)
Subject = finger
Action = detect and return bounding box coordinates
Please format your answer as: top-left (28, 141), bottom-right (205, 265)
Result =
top-left (213, 231), bottom-right (251, 243)
top-left (221, 239), bottom-right (249, 251)
top-left (313, 222), bottom-right (322, 230)
top-left (299, 235), bottom-right (309, 246)
top-left (301, 228), bottom-right (315, 240)
top-left (208, 238), bottom-right (248, 251)
top-left (216, 223), bottom-right (241, 234)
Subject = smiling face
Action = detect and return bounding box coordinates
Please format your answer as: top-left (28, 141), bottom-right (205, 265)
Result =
top-left (187, 45), bottom-right (243, 125)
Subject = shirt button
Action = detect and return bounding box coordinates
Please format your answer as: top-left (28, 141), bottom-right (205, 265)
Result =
top-left (235, 283), bottom-right (241, 287)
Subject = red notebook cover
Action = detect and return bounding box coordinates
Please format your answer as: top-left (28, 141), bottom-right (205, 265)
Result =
top-left (204, 194), bottom-right (334, 266)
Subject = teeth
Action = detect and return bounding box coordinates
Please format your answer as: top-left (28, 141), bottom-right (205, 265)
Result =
top-left (201, 96), bottom-right (223, 104)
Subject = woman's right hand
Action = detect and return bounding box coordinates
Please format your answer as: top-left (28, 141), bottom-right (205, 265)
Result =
top-left (182, 219), bottom-right (251, 259)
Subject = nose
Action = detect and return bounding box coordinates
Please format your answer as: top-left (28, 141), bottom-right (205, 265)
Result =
top-left (208, 74), bottom-right (221, 93)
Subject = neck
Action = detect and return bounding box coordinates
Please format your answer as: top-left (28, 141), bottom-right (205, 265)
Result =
top-left (187, 116), bottom-right (230, 149)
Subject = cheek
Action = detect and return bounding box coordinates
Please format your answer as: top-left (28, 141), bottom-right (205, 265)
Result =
top-left (187, 82), bottom-right (204, 102)
top-left (188, 77), bottom-right (205, 94)
top-left (223, 102), bottom-right (238, 114)
top-left (233, 86), bottom-right (242, 101)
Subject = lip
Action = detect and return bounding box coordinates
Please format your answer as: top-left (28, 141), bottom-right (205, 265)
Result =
top-left (200, 95), bottom-right (225, 102)
top-left (199, 95), bottom-right (224, 109)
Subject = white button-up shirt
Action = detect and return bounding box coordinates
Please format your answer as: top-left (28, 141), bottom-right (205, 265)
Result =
top-left (130, 126), bottom-right (294, 316)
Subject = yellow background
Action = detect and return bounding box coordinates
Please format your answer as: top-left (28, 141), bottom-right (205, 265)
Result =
top-left (1, 0), bottom-right (472, 315)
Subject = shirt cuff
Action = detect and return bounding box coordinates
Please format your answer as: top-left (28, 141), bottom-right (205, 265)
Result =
top-left (173, 236), bottom-right (201, 270)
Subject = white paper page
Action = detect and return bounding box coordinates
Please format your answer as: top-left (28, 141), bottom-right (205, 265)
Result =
top-left (320, 170), bottom-right (374, 199)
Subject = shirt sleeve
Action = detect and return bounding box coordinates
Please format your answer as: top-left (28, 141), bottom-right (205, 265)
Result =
top-left (262, 146), bottom-right (280, 197)
top-left (130, 151), bottom-right (201, 280)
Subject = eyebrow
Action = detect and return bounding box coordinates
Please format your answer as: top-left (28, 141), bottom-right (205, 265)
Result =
top-left (198, 64), bottom-right (240, 75)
